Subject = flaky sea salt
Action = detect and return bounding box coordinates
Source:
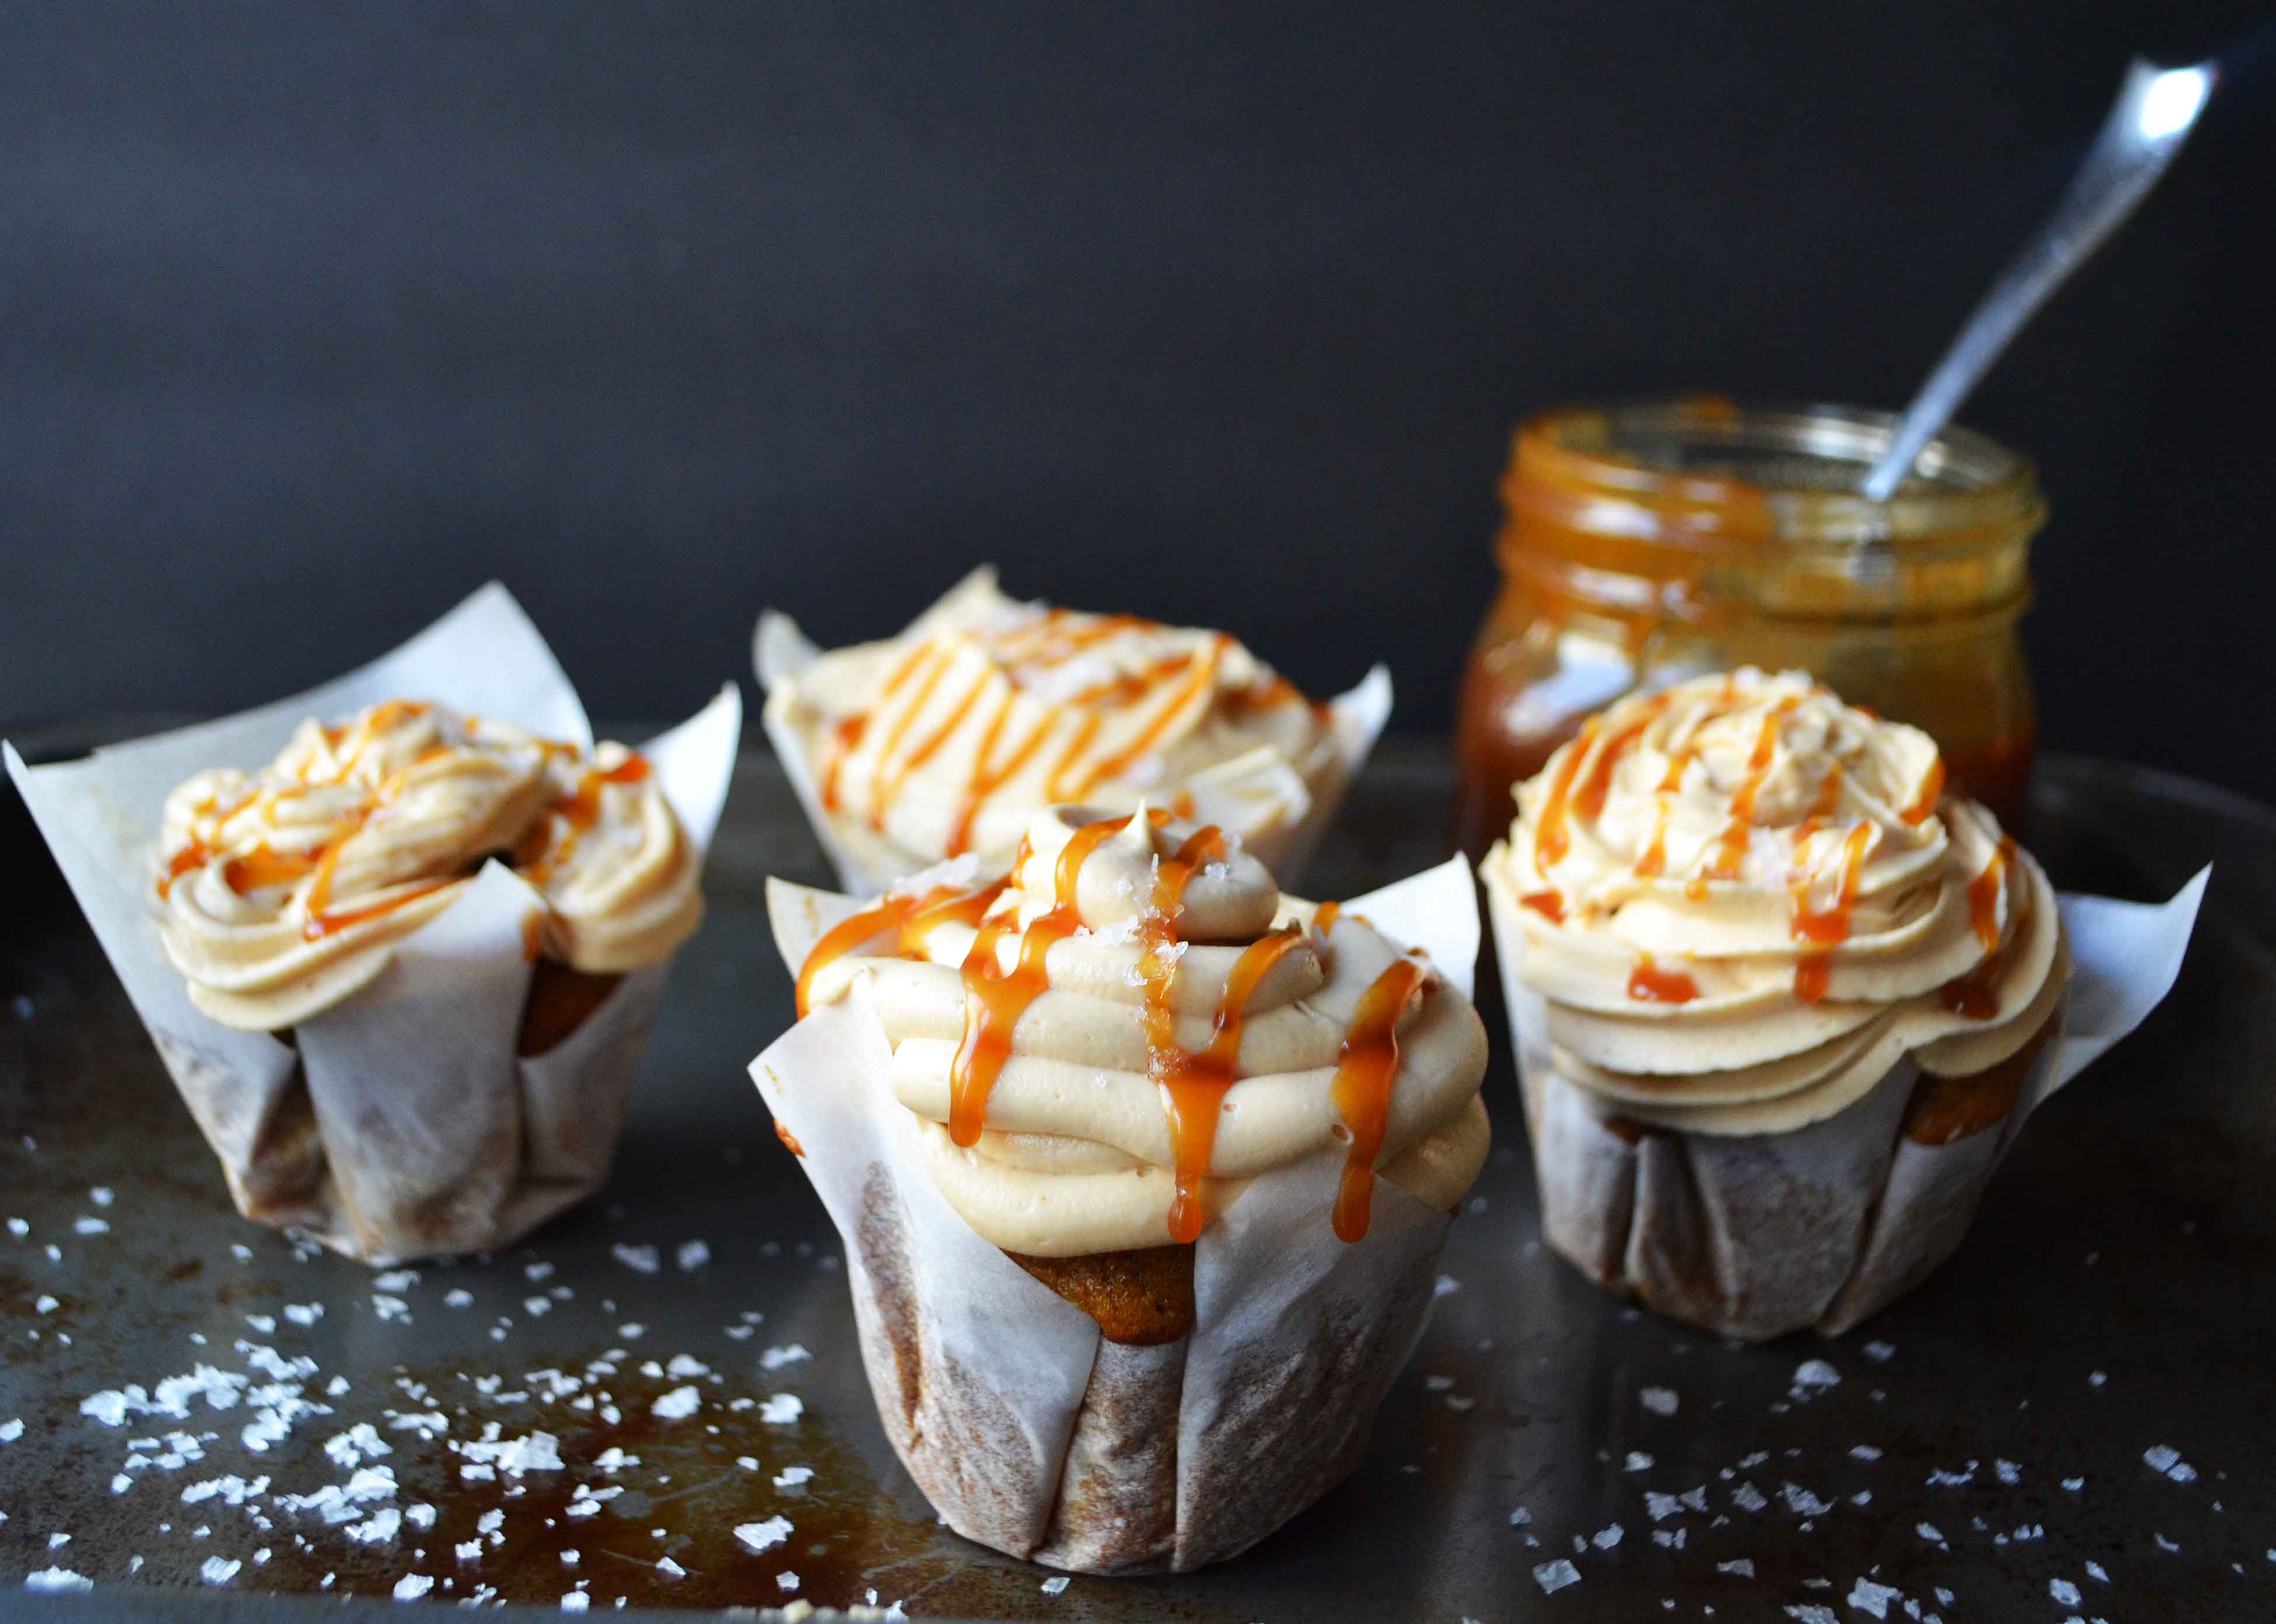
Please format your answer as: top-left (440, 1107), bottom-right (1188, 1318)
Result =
top-left (2143, 1444), bottom-right (2197, 1483)
top-left (760, 1344), bottom-right (811, 1371)
top-left (23, 1570), bottom-right (92, 1593)
top-left (677, 1240), bottom-right (711, 1271)
top-left (200, 1556), bottom-right (241, 1585)
top-left (1534, 1559), bottom-right (1580, 1594)
top-left (611, 1244), bottom-right (660, 1275)
top-left (394, 1574), bottom-right (433, 1600)
top-left (1639, 1387), bottom-right (1679, 1417)
top-left (735, 1517), bottom-right (793, 1553)
top-left (760, 1394), bottom-right (803, 1424)
top-left (1791, 1359), bottom-right (1840, 1392)
top-left (651, 1387), bottom-right (700, 1420)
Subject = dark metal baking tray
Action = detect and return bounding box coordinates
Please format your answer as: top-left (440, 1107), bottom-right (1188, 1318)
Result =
top-left (4, 735), bottom-right (2271, 1623)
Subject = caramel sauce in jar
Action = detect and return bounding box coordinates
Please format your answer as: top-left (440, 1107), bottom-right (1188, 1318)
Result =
top-left (1455, 399), bottom-right (2044, 859)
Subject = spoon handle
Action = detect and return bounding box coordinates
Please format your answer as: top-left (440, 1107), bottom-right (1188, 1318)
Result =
top-left (1862, 57), bottom-right (2216, 503)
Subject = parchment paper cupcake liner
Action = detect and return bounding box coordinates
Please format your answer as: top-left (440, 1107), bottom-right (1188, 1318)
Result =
top-left (1486, 870), bottom-right (2206, 1340)
top-left (748, 858), bottom-right (1478, 1573)
top-left (754, 607), bottom-right (1392, 897)
top-left (6, 585), bottom-right (741, 1264)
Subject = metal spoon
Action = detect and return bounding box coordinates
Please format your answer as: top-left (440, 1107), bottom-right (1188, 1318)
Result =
top-left (1862, 55), bottom-right (2218, 502)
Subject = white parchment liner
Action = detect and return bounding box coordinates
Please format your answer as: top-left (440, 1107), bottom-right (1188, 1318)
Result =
top-left (753, 601), bottom-right (1393, 897)
top-left (1485, 865), bottom-right (2208, 1340)
top-left (748, 856), bottom-right (1480, 1573)
top-left (6, 584), bottom-right (741, 1264)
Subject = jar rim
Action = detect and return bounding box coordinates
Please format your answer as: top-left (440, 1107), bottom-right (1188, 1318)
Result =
top-left (1509, 397), bottom-right (2046, 547)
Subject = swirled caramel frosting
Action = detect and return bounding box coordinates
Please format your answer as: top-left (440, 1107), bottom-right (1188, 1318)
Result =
top-left (155, 700), bottom-right (702, 1031)
top-left (1483, 669), bottom-right (2066, 1135)
top-left (765, 570), bottom-right (1343, 877)
top-left (776, 804), bottom-right (1491, 1254)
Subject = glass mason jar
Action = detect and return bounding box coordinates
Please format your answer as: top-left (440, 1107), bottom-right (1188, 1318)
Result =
top-left (1454, 398), bottom-right (2043, 859)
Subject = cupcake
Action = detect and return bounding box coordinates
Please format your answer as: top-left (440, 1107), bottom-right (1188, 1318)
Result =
top-left (753, 806), bottom-right (1488, 1571)
top-left (1481, 669), bottom-right (2195, 1340)
top-left (7, 585), bottom-right (739, 1263)
top-left (755, 567), bottom-right (1390, 894)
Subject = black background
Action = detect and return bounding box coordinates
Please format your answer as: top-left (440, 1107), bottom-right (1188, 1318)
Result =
top-left (3, 3), bottom-right (2271, 798)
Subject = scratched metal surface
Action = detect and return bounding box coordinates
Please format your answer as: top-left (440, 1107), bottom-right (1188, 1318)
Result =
top-left (5, 735), bottom-right (2275, 1623)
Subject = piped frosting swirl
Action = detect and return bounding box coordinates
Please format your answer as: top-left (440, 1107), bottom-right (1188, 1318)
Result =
top-left (766, 569), bottom-right (1342, 875)
top-left (156, 700), bottom-right (702, 1031)
top-left (1485, 670), bottom-right (2065, 1134)
top-left (778, 804), bottom-right (1490, 1254)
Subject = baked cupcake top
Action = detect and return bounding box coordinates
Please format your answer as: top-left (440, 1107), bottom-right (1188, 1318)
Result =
top-left (765, 569), bottom-right (1343, 874)
top-left (155, 699), bottom-right (703, 1031)
top-left (775, 804), bottom-right (1490, 1255)
top-left (1485, 669), bottom-right (2066, 1133)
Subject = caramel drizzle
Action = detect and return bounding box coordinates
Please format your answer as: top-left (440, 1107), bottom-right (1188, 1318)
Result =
top-left (517, 754), bottom-right (654, 885)
top-left (947, 816), bottom-right (1133, 1145)
top-left (818, 715), bottom-right (867, 813)
top-left (1518, 889), bottom-right (1565, 924)
top-left (160, 705), bottom-right (652, 948)
top-left (1156, 924), bottom-right (1305, 1244)
top-left (1902, 757), bottom-right (1946, 825)
top-left (1789, 820), bottom-right (1874, 1004)
top-left (797, 809), bottom-right (1437, 1247)
top-left (1329, 955), bottom-right (1429, 1243)
top-left (793, 874), bottom-right (1006, 1020)
top-left (1625, 955), bottom-right (1698, 1005)
top-left (1531, 717), bottom-right (1599, 868)
top-left (1940, 837), bottom-right (2020, 1019)
top-left (1706, 697), bottom-right (1799, 881)
top-left (1133, 826), bottom-right (1234, 1240)
top-left (826, 617), bottom-right (1262, 851)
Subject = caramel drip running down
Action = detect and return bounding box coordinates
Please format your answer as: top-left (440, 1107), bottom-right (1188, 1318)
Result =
top-left (947, 816), bottom-right (1134, 1146)
top-left (1531, 717), bottom-right (1600, 868)
top-left (1329, 956), bottom-right (1429, 1243)
top-left (793, 876), bottom-right (1005, 1018)
top-left (1156, 925), bottom-right (1305, 1244)
top-left (819, 715), bottom-right (867, 813)
top-left (1519, 889), bottom-right (1565, 924)
top-left (1902, 756), bottom-right (1947, 825)
top-left (1789, 821), bottom-right (1874, 1004)
top-left (1939, 837), bottom-right (2021, 1019)
top-left (1707, 697), bottom-right (1799, 880)
top-left (775, 1121), bottom-right (807, 1157)
top-left (520, 754), bottom-right (655, 886)
top-left (1135, 826), bottom-right (1233, 1241)
top-left (1312, 899), bottom-right (1341, 938)
top-left (946, 696), bottom-right (1061, 857)
top-left (1625, 955), bottom-right (1699, 1005)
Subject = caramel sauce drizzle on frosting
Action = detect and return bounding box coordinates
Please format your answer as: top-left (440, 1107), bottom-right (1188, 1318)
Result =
top-left (815, 606), bottom-right (1300, 857)
top-left (1625, 955), bottom-right (1699, 1005)
top-left (947, 816), bottom-right (1131, 1145)
top-left (1330, 955), bottom-right (1429, 1242)
top-left (1136, 825), bottom-right (1232, 1242)
top-left (1789, 820), bottom-right (1875, 1004)
top-left (161, 702), bottom-right (655, 945)
top-left (1521, 673), bottom-right (1997, 1014)
top-left (795, 807), bottom-right (1433, 1244)
top-left (1940, 836), bottom-right (2021, 1018)
top-left (518, 754), bottom-right (654, 885)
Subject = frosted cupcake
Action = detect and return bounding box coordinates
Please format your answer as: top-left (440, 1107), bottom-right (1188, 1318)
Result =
top-left (8, 586), bottom-right (739, 1263)
top-left (1482, 669), bottom-right (2074, 1339)
top-left (755, 568), bottom-right (1389, 893)
top-left (755, 806), bottom-right (1488, 1571)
